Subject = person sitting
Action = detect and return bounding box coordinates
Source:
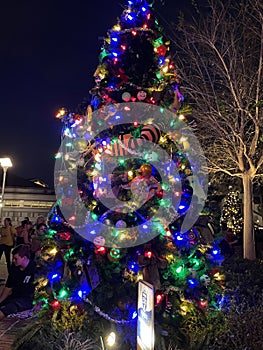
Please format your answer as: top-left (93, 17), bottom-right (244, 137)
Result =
top-left (218, 223), bottom-right (238, 256)
top-left (0, 244), bottom-right (36, 320)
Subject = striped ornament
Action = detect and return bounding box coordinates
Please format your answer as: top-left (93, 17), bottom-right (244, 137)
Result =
top-left (111, 123), bottom-right (164, 156)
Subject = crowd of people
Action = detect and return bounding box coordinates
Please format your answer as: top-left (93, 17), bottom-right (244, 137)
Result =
top-left (0, 216), bottom-right (47, 273)
top-left (0, 216), bottom-right (47, 319)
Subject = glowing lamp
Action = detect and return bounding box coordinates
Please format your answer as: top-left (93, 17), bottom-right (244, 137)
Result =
top-left (187, 278), bottom-right (197, 288)
top-left (144, 251), bottom-right (153, 259)
top-left (132, 311), bottom-right (138, 319)
top-left (200, 300), bottom-right (207, 308)
top-left (96, 246), bottom-right (106, 255)
top-left (59, 232), bottom-right (71, 241)
top-left (49, 248), bottom-right (58, 255)
top-left (176, 266), bottom-right (183, 273)
top-left (112, 24), bottom-right (121, 31)
top-left (51, 300), bottom-right (61, 309)
top-left (58, 288), bottom-right (68, 299)
top-left (50, 273), bottom-right (60, 281)
top-left (106, 332), bottom-right (116, 347)
top-left (212, 248), bottom-right (220, 255)
top-left (127, 13), bottom-right (135, 21)
top-left (109, 248), bottom-right (121, 260)
top-left (155, 293), bottom-right (164, 305)
top-left (55, 108), bottom-right (66, 119)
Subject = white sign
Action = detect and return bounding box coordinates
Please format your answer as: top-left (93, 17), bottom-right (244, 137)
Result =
top-left (137, 280), bottom-right (154, 350)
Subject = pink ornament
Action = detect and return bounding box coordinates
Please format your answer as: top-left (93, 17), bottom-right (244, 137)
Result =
top-left (137, 90), bottom-right (147, 101)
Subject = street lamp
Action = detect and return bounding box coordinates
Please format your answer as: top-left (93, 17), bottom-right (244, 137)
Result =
top-left (0, 157), bottom-right (13, 224)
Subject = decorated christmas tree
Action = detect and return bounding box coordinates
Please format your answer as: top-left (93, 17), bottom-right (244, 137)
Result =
top-left (221, 190), bottom-right (243, 235)
top-left (34, 1), bottom-right (226, 348)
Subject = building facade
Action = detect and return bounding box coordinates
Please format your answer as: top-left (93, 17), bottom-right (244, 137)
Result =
top-left (0, 173), bottom-right (56, 226)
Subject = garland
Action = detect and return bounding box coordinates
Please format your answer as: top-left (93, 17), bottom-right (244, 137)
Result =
top-left (84, 297), bottom-right (136, 324)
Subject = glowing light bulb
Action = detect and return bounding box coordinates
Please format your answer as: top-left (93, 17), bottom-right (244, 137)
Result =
top-left (51, 300), bottom-right (61, 309)
top-left (112, 24), bottom-right (121, 31)
top-left (58, 289), bottom-right (68, 298)
top-left (49, 248), bottom-right (58, 255)
top-left (200, 300), bottom-right (207, 307)
top-left (176, 266), bottom-right (183, 273)
top-left (106, 332), bottom-right (116, 347)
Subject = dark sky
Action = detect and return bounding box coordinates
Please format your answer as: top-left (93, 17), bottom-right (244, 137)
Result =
top-left (0, 0), bottom-right (188, 187)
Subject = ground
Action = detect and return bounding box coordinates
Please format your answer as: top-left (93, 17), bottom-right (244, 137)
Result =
top-left (0, 256), bottom-right (32, 350)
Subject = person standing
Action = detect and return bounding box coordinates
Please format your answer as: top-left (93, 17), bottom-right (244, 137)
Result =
top-left (15, 220), bottom-right (32, 246)
top-left (30, 223), bottom-right (47, 259)
top-left (0, 218), bottom-right (16, 273)
top-left (0, 244), bottom-right (35, 319)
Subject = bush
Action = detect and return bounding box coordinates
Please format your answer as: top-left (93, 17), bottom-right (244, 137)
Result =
top-left (12, 314), bottom-right (103, 350)
top-left (13, 258), bottom-right (263, 350)
top-left (222, 257), bottom-right (263, 309)
top-left (164, 257), bottom-right (263, 350)
top-left (206, 304), bottom-right (263, 350)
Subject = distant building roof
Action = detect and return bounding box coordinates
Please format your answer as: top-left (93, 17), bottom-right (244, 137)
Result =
top-left (5, 172), bottom-right (52, 189)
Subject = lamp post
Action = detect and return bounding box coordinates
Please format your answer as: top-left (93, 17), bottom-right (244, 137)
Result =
top-left (0, 157), bottom-right (13, 224)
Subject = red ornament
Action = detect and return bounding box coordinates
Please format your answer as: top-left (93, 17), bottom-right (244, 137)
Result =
top-left (156, 45), bottom-right (167, 56)
top-left (144, 250), bottom-right (153, 259)
top-left (59, 232), bottom-right (71, 241)
top-left (200, 300), bottom-right (207, 308)
top-left (95, 246), bottom-right (106, 255)
top-left (51, 300), bottom-right (61, 309)
top-left (155, 293), bottom-right (165, 305)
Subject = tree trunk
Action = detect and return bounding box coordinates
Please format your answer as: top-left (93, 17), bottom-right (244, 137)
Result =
top-left (242, 173), bottom-right (256, 259)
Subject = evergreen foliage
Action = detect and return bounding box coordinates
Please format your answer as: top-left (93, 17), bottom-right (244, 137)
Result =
top-left (32, 1), bottom-right (226, 348)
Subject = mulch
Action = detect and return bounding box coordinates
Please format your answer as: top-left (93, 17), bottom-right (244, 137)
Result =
top-left (0, 314), bottom-right (34, 350)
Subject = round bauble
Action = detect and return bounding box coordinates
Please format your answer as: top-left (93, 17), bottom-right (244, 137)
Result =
top-left (115, 220), bottom-right (127, 229)
top-left (107, 248), bottom-right (121, 261)
top-left (139, 164), bottom-right (152, 176)
top-left (122, 92), bottom-right (131, 102)
top-left (93, 235), bottom-right (105, 247)
top-left (200, 274), bottom-right (211, 287)
top-left (156, 45), bottom-right (167, 56)
top-left (137, 90), bottom-right (147, 101)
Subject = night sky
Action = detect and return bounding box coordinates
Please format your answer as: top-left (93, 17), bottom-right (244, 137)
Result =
top-left (0, 0), bottom-right (189, 187)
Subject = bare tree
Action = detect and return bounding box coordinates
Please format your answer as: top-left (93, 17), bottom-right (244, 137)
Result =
top-left (173, 0), bottom-right (263, 259)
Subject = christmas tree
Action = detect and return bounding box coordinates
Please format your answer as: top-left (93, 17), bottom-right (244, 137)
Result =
top-left (34, 1), bottom-right (226, 348)
top-left (221, 190), bottom-right (243, 235)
